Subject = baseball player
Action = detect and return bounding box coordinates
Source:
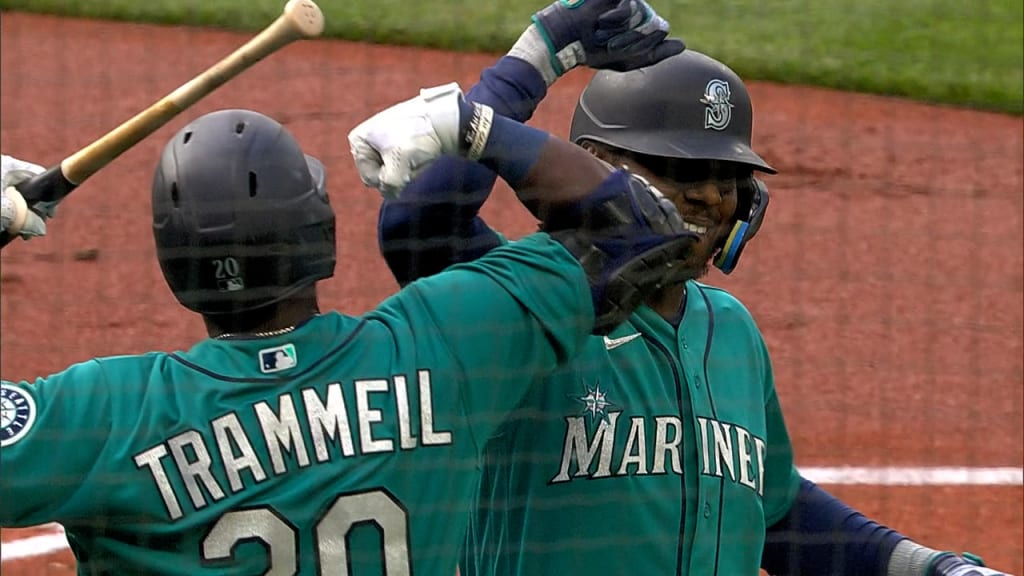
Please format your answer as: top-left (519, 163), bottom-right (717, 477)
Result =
top-left (376, 2), bottom-right (1013, 576)
top-left (0, 79), bottom-right (701, 574)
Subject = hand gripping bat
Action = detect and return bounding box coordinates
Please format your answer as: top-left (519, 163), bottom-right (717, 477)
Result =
top-left (0, 0), bottom-right (325, 249)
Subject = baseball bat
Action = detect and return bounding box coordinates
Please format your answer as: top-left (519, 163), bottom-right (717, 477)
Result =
top-left (0, 0), bottom-right (325, 249)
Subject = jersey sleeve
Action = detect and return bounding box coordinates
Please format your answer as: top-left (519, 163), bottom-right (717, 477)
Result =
top-left (759, 340), bottom-right (802, 525)
top-left (389, 233), bottom-right (592, 441)
top-left (1, 360), bottom-right (112, 527)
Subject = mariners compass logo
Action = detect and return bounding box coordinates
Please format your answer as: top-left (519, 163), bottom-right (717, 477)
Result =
top-left (700, 78), bottom-right (734, 131)
top-left (574, 380), bottom-right (619, 423)
top-left (1, 383), bottom-right (37, 447)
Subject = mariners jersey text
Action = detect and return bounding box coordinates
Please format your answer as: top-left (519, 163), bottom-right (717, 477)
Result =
top-left (132, 370), bottom-right (452, 520)
top-left (551, 413), bottom-right (767, 496)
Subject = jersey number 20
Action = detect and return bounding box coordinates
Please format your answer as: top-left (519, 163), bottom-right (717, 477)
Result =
top-left (202, 489), bottom-right (410, 575)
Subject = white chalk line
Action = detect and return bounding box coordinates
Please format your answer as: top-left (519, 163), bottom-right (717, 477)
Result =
top-left (801, 466), bottom-right (1024, 486)
top-left (2, 467), bottom-right (1021, 563)
top-left (2, 524), bottom-right (69, 563)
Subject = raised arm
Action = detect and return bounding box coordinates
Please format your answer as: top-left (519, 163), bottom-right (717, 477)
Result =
top-left (349, 81), bottom-right (698, 334)
top-left (377, 0), bottom-right (684, 285)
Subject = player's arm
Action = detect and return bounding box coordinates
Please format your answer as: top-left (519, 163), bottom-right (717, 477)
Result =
top-left (353, 82), bottom-right (698, 432)
top-left (0, 362), bottom-right (113, 527)
top-left (388, 172), bottom-right (695, 440)
top-left (349, 81), bottom-right (698, 333)
top-left (377, 0), bottom-right (684, 285)
top-left (761, 479), bottom-right (1011, 576)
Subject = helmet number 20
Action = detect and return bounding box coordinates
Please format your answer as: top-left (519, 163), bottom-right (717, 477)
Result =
top-left (213, 257), bottom-right (241, 279)
top-left (201, 489), bottom-right (411, 575)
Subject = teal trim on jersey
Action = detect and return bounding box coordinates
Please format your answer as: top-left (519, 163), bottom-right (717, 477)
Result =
top-left (464, 280), bottom-right (801, 576)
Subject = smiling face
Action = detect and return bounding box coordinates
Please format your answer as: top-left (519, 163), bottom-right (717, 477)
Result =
top-left (585, 143), bottom-right (746, 279)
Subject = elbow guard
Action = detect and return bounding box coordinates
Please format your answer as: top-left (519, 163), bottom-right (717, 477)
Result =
top-left (545, 169), bottom-right (698, 335)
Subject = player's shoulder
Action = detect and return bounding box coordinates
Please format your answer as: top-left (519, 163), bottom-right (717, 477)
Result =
top-left (89, 350), bottom-right (175, 369)
top-left (471, 232), bottom-right (569, 267)
top-left (690, 281), bottom-right (752, 315)
top-left (2, 351), bottom-right (178, 403)
top-left (61, 350), bottom-right (177, 386)
top-left (690, 281), bottom-right (766, 332)
top-left (394, 232), bottom-right (581, 301)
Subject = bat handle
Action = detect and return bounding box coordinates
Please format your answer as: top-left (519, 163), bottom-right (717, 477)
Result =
top-left (0, 167), bottom-right (77, 249)
top-left (17, 166), bottom-right (78, 204)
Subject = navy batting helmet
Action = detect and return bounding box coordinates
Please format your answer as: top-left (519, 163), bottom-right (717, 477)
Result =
top-left (152, 109), bottom-right (336, 315)
top-left (570, 50), bottom-right (774, 274)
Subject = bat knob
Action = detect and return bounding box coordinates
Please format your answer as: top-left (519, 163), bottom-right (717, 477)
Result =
top-left (283, 0), bottom-right (325, 38)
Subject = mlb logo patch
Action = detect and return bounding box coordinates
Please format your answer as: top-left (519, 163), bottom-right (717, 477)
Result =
top-left (217, 277), bottom-right (245, 292)
top-left (259, 343), bottom-right (297, 374)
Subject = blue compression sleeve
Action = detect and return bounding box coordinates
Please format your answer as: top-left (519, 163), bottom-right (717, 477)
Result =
top-left (473, 56), bottom-right (549, 123)
top-left (378, 56), bottom-right (548, 285)
top-left (761, 477), bottom-right (907, 575)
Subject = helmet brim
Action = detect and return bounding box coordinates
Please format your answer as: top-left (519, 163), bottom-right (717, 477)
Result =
top-left (577, 131), bottom-right (777, 175)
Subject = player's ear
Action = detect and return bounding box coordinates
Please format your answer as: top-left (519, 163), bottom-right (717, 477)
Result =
top-left (578, 139), bottom-right (604, 160)
top-left (579, 141), bottom-right (628, 171)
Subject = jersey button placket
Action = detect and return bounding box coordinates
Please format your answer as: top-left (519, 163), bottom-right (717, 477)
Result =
top-left (703, 503), bottom-right (712, 518)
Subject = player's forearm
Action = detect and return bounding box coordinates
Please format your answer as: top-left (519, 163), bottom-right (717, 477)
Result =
top-left (761, 477), bottom-right (996, 576)
top-left (472, 60), bottom-right (614, 209)
top-left (761, 476), bottom-right (905, 575)
top-left (463, 108), bottom-right (613, 219)
top-left (472, 55), bottom-right (548, 122)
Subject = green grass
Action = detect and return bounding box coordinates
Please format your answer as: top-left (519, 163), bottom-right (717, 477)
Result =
top-left (2, 0), bottom-right (1022, 114)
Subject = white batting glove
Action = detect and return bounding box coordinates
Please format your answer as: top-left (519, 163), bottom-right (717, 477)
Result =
top-left (348, 82), bottom-right (492, 199)
top-left (930, 552), bottom-right (1013, 576)
top-left (1, 155), bottom-right (51, 239)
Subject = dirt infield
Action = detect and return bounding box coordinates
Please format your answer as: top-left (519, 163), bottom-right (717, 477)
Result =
top-left (1, 11), bottom-right (1021, 574)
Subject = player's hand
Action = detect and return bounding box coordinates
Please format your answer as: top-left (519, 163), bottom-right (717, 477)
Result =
top-left (349, 82), bottom-right (493, 199)
top-left (530, 0), bottom-right (685, 76)
top-left (929, 552), bottom-right (1014, 576)
top-left (1, 155), bottom-right (55, 240)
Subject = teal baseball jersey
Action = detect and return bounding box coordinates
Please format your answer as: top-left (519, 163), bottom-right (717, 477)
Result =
top-left (0, 233), bottom-right (593, 576)
top-left (462, 280), bottom-right (801, 575)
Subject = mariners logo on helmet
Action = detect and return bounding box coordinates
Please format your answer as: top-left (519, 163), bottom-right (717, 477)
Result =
top-left (700, 79), bottom-right (734, 131)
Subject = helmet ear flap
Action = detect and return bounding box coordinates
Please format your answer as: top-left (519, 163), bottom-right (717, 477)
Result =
top-left (714, 176), bottom-right (769, 274)
top-left (713, 220), bottom-right (749, 274)
top-left (744, 177), bottom-right (770, 239)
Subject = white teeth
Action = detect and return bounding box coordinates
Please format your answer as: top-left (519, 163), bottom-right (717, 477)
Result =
top-left (683, 222), bottom-right (707, 235)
